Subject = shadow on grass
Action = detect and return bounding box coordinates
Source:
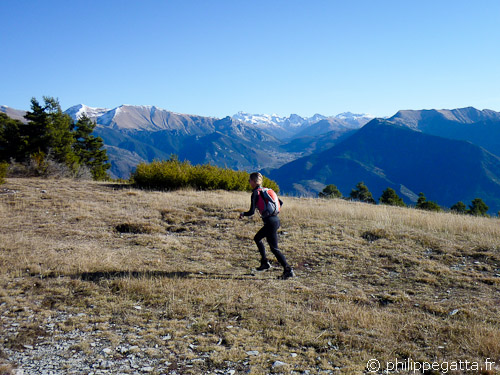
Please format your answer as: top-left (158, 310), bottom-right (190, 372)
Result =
top-left (102, 182), bottom-right (134, 190)
top-left (31, 270), bottom-right (266, 281)
top-left (77, 270), bottom-right (264, 282)
top-left (78, 270), bottom-right (192, 281)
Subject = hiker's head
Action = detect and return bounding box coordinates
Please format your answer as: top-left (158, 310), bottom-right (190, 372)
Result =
top-left (249, 172), bottom-right (263, 188)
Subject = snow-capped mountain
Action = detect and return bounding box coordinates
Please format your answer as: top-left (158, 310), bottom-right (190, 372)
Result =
top-left (232, 112), bottom-right (286, 127)
top-left (232, 111), bottom-right (374, 139)
top-left (336, 112), bottom-right (376, 123)
top-left (60, 104), bottom-right (290, 178)
top-left (65, 105), bottom-right (374, 138)
top-left (65, 104), bottom-right (110, 122)
top-left (65, 104), bottom-right (218, 133)
top-left (232, 111), bottom-right (327, 128)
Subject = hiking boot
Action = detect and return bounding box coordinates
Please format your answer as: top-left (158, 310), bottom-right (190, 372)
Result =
top-left (279, 268), bottom-right (295, 280)
top-left (256, 261), bottom-right (271, 271)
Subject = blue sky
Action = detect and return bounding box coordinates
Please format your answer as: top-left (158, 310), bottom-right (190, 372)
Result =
top-left (2, 0), bottom-right (500, 118)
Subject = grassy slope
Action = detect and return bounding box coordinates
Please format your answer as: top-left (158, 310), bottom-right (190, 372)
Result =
top-left (1, 178), bottom-right (500, 374)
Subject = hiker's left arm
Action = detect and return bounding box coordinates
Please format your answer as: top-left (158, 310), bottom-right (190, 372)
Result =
top-left (240, 190), bottom-right (258, 218)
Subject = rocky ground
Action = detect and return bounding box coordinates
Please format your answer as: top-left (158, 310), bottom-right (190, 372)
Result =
top-left (2, 303), bottom-right (337, 375)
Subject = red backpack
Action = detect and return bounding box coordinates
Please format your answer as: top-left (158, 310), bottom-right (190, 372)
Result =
top-left (256, 187), bottom-right (281, 218)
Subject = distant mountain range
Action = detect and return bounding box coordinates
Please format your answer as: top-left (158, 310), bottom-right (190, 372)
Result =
top-left (2, 103), bottom-right (500, 213)
top-left (62, 104), bottom-right (372, 179)
top-left (64, 105), bottom-right (289, 178)
top-left (268, 108), bottom-right (500, 213)
top-left (232, 111), bottom-right (373, 139)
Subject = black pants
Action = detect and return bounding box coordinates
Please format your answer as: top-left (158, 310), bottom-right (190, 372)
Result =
top-left (254, 216), bottom-right (290, 270)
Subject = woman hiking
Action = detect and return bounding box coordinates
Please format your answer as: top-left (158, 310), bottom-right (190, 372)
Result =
top-left (239, 172), bottom-right (295, 280)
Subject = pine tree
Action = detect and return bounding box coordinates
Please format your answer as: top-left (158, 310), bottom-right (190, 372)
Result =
top-left (319, 184), bottom-right (342, 199)
top-left (416, 192), bottom-right (441, 212)
top-left (350, 182), bottom-right (376, 204)
top-left (468, 198), bottom-right (489, 217)
top-left (23, 97), bottom-right (78, 169)
top-left (22, 97), bottom-right (51, 159)
top-left (450, 201), bottom-right (467, 214)
top-left (45, 97), bottom-right (78, 168)
top-left (73, 114), bottom-right (110, 180)
top-left (0, 113), bottom-right (24, 162)
top-left (379, 187), bottom-right (406, 207)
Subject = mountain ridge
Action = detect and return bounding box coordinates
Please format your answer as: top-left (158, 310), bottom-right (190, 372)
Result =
top-left (268, 118), bottom-right (500, 213)
top-left (232, 111), bottom-right (374, 139)
top-left (390, 107), bottom-right (500, 128)
top-left (386, 107), bottom-right (500, 157)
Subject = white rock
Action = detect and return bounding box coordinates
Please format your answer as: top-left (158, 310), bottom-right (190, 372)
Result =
top-left (141, 367), bottom-right (154, 372)
top-left (246, 350), bottom-right (259, 356)
top-left (273, 360), bottom-right (287, 368)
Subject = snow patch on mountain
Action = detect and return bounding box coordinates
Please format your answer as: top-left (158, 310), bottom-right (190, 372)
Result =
top-left (232, 111), bottom-right (375, 139)
top-left (233, 111), bottom-right (373, 128)
top-left (232, 112), bottom-right (288, 127)
top-left (233, 111), bottom-right (331, 129)
top-left (336, 112), bottom-right (375, 121)
top-left (65, 104), bottom-right (110, 122)
top-left (96, 107), bottom-right (119, 127)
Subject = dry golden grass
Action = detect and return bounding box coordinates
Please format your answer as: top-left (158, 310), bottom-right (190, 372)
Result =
top-left (1, 178), bottom-right (500, 374)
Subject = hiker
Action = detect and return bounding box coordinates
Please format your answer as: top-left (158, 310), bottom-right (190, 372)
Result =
top-left (239, 172), bottom-right (295, 279)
